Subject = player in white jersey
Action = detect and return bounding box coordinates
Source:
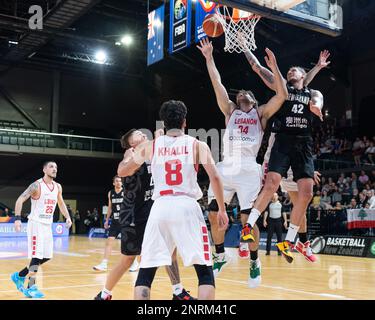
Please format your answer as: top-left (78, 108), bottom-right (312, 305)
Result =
top-left (122, 100), bottom-right (228, 300)
top-left (263, 133), bottom-right (320, 262)
top-left (197, 37), bottom-right (287, 287)
top-left (10, 161), bottom-right (72, 299)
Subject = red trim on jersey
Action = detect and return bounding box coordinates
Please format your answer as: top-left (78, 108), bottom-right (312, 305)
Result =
top-left (193, 139), bottom-right (199, 173)
top-left (159, 190), bottom-right (188, 197)
top-left (42, 178), bottom-right (55, 192)
top-left (31, 181), bottom-right (41, 200)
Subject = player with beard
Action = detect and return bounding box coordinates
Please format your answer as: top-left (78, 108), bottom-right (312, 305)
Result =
top-left (11, 161), bottom-right (72, 298)
top-left (197, 37), bottom-right (287, 288)
top-left (241, 49), bottom-right (327, 263)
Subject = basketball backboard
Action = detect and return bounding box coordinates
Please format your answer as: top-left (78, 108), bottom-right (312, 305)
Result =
top-left (215, 0), bottom-right (343, 36)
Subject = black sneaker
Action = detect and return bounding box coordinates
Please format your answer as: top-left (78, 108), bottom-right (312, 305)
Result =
top-left (94, 291), bottom-right (112, 300)
top-left (265, 251), bottom-right (270, 256)
top-left (172, 289), bottom-right (197, 300)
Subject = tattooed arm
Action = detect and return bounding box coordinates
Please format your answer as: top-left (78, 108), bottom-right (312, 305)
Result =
top-left (244, 48), bottom-right (285, 91)
top-left (14, 181), bottom-right (40, 231)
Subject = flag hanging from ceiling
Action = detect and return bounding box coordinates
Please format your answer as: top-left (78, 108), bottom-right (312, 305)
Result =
top-left (147, 4), bottom-right (165, 66)
top-left (195, 0), bottom-right (217, 42)
top-left (169, 0), bottom-right (192, 54)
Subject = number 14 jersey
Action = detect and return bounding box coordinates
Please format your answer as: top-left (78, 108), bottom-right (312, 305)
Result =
top-left (151, 135), bottom-right (203, 201)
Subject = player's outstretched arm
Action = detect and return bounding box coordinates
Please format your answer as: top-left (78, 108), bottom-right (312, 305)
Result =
top-left (310, 89), bottom-right (324, 121)
top-left (197, 141), bottom-right (228, 231)
top-left (14, 181), bottom-right (39, 232)
top-left (258, 48), bottom-right (288, 128)
top-left (304, 50), bottom-right (331, 86)
top-left (117, 141), bottom-right (152, 177)
top-left (197, 38), bottom-right (236, 117)
top-left (243, 47), bottom-right (282, 91)
top-left (57, 184), bottom-right (72, 229)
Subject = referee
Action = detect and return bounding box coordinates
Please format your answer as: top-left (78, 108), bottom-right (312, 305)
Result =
top-left (263, 193), bottom-right (288, 256)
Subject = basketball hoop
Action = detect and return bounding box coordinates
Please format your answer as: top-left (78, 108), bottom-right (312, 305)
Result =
top-left (215, 5), bottom-right (261, 53)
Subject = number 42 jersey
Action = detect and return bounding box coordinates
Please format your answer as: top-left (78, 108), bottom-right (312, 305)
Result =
top-left (151, 135), bottom-right (203, 201)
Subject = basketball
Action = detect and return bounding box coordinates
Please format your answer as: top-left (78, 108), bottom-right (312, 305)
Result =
top-left (202, 14), bottom-right (224, 38)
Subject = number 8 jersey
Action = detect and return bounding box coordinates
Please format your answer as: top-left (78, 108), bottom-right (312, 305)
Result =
top-left (28, 178), bottom-right (58, 225)
top-left (151, 134), bottom-right (203, 201)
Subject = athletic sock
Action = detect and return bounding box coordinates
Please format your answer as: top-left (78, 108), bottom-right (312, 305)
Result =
top-left (247, 208), bottom-right (261, 227)
top-left (250, 250), bottom-right (258, 261)
top-left (285, 224), bottom-right (300, 244)
top-left (19, 267), bottom-right (28, 278)
top-left (28, 276), bottom-right (36, 288)
top-left (215, 243), bottom-right (225, 254)
top-left (240, 242), bottom-right (248, 250)
top-left (172, 283), bottom-right (183, 296)
top-left (298, 232), bottom-right (308, 244)
top-left (101, 288), bottom-right (112, 299)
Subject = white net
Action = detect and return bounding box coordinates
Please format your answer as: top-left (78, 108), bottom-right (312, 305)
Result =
top-left (216, 6), bottom-right (261, 54)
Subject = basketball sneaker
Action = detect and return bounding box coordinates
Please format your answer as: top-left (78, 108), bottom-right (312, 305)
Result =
top-left (248, 258), bottom-right (261, 288)
top-left (295, 240), bottom-right (317, 263)
top-left (276, 241), bottom-right (294, 264)
top-left (240, 223), bottom-right (255, 243)
top-left (10, 272), bottom-right (26, 292)
top-left (94, 291), bottom-right (112, 300)
top-left (212, 253), bottom-right (229, 277)
top-left (23, 285), bottom-right (45, 299)
top-left (238, 243), bottom-right (250, 259)
top-left (129, 259), bottom-right (139, 272)
top-left (93, 261), bottom-right (107, 271)
top-left (172, 289), bottom-right (197, 300)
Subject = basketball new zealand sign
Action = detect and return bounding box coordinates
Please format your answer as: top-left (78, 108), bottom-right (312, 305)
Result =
top-left (311, 235), bottom-right (374, 258)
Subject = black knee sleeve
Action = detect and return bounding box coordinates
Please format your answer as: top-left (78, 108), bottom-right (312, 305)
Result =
top-left (241, 209), bottom-right (251, 215)
top-left (194, 264), bottom-right (215, 287)
top-left (135, 267), bottom-right (157, 288)
top-left (29, 258), bottom-right (50, 272)
top-left (208, 200), bottom-right (219, 212)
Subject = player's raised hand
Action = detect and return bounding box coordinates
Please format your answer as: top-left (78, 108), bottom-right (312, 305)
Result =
top-left (124, 147), bottom-right (135, 161)
top-left (217, 209), bottom-right (229, 231)
top-left (264, 48), bottom-right (277, 70)
top-left (317, 50), bottom-right (331, 69)
top-left (197, 38), bottom-right (213, 60)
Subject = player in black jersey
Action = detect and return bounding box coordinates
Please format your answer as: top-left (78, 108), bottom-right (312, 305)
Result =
top-left (240, 49), bottom-right (328, 263)
top-left (93, 176), bottom-right (128, 272)
top-left (95, 129), bottom-right (194, 300)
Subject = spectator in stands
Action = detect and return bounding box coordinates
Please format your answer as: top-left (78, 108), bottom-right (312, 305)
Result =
top-left (352, 138), bottom-right (365, 166)
top-left (352, 188), bottom-right (360, 202)
top-left (351, 172), bottom-right (358, 190)
top-left (320, 190), bottom-right (333, 210)
top-left (311, 191), bottom-right (321, 209)
top-left (74, 210), bottom-right (81, 234)
top-left (333, 202), bottom-right (347, 235)
top-left (358, 192), bottom-right (368, 208)
top-left (358, 170), bottom-right (369, 186)
top-left (348, 198), bottom-right (361, 209)
top-left (364, 141), bottom-right (375, 164)
top-left (341, 183), bottom-right (352, 205)
top-left (331, 186), bottom-right (343, 205)
top-left (367, 190), bottom-right (375, 209)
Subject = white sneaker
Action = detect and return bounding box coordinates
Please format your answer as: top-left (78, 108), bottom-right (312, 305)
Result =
top-left (93, 262), bottom-right (107, 271)
top-left (129, 259), bottom-right (139, 272)
top-left (212, 253), bottom-right (229, 277)
top-left (248, 258), bottom-right (261, 288)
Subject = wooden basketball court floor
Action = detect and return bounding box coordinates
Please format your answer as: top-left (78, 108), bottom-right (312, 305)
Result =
top-left (0, 236), bottom-right (374, 300)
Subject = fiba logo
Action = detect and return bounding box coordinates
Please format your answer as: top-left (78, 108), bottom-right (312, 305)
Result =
top-left (311, 236), bottom-right (326, 254)
top-left (174, 0), bottom-right (187, 20)
top-left (55, 224), bottom-right (63, 235)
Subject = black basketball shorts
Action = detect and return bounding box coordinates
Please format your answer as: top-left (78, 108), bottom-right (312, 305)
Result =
top-left (108, 220), bottom-right (122, 238)
top-left (268, 133), bottom-right (315, 181)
